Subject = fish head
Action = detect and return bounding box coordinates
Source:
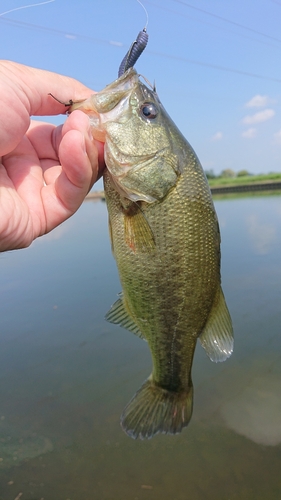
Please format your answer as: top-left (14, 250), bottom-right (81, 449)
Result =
top-left (71, 68), bottom-right (186, 203)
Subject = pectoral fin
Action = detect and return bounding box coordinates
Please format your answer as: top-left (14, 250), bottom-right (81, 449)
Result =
top-left (124, 206), bottom-right (155, 254)
top-left (105, 294), bottom-right (146, 340)
top-left (199, 287), bottom-right (233, 362)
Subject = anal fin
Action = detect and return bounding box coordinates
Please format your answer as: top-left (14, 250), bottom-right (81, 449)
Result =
top-left (199, 287), bottom-right (233, 362)
top-left (105, 294), bottom-right (146, 340)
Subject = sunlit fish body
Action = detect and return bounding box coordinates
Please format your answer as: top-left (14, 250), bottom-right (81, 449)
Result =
top-left (70, 68), bottom-right (233, 439)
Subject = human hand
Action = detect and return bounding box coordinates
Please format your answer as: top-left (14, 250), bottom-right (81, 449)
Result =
top-left (0, 60), bottom-right (104, 252)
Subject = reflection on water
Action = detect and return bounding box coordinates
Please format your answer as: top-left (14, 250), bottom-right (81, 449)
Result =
top-left (246, 213), bottom-right (276, 255)
top-left (0, 194), bottom-right (281, 499)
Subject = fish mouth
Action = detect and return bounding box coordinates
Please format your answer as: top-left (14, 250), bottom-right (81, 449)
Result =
top-left (82, 68), bottom-right (140, 142)
top-left (69, 68), bottom-right (139, 141)
top-left (93, 68), bottom-right (139, 113)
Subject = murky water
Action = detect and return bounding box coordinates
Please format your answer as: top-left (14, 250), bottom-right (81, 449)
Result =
top-left (0, 193), bottom-right (280, 500)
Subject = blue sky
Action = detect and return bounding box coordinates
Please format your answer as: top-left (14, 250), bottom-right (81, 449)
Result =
top-left (1, 0), bottom-right (281, 175)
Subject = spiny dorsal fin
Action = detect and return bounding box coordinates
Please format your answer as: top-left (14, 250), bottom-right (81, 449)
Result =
top-left (105, 295), bottom-right (146, 340)
top-left (199, 287), bottom-right (234, 362)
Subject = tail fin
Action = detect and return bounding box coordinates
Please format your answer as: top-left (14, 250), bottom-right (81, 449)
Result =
top-left (121, 378), bottom-right (193, 440)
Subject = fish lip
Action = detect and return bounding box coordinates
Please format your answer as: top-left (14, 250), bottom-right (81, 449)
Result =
top-left (68, 69), bottom-right (138, 143)
top-left (82, 68), bottom-right (140, 142)
top-left (103, 67), bottom-right (139, 91)
top-left (91, 68), bottom-right (139, 113)
top-left (90, 70), bottom-right (159, 134)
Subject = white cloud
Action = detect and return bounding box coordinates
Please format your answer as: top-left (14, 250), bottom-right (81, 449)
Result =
top-left (242, 108), bottom-right (275, 125)
top-left (273, 129), bottom-right (281, 144)
top-left (211, 131), bottom-right (223, 141)
top-left (109, 40), bottom-right (124, 46)
top-left (242, 128), bottom-right (257, 139)
top-left (245, 95), bottom-right (272, 108)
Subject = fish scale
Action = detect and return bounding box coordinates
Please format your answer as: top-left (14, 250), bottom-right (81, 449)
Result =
top-left (70, 68), bottom-right (233, 439)
top-left (104, 157), bottom-right (220, 391)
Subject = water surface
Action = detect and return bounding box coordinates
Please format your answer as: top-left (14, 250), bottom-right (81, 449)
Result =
top-left (0, 194), bottom-right (280, 500)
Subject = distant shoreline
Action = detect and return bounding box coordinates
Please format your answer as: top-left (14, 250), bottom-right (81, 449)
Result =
top-left (85, 191), bottom-right (106, 201)
top-left (210, 180), bottom-right (281, 194)
top-left (207, 172), bottom-right (281, 191)
top-left (85, 180), bottom-right (281, 201)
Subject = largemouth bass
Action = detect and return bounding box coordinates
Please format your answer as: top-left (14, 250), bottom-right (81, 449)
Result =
top-left (70, 68), bottom-right (233, 439)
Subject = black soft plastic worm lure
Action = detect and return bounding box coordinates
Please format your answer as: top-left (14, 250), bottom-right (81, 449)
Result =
top-left (118, 28), bottom-right (149, 77)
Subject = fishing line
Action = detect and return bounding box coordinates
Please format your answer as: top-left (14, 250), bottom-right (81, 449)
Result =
top-left (137, 0), bottom-right (149, 30)
top-left (2, 10), bottom-right (281, 84)
top-left (145, 0), bottom-right (281, 50)
top-left (0, 0), bottom-right (55, 18)
top-left (171, 0), bottom-right (281, 45)
top-left (118, 0), bottom-right (149, 76)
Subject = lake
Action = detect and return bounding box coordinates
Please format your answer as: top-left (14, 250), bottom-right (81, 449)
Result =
top-left (0, 192), bottom-right (281, 500)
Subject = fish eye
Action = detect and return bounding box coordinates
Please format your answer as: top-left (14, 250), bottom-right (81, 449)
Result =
top-left (140, 102), bottom-right (158, 120)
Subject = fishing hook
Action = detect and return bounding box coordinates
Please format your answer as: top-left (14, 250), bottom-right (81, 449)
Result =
top-left (48, 93), bottom-right (74, 107)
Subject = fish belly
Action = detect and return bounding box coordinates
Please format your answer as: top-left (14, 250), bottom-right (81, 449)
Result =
top-left (103, 153), bottom-right (221, 438)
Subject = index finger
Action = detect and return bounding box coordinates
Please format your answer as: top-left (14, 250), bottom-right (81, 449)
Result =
top-left (1, 60), bottom-right (95, 116)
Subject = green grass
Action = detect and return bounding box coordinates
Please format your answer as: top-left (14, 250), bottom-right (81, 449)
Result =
top-left (207, 172), bottom-right (281, 187)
